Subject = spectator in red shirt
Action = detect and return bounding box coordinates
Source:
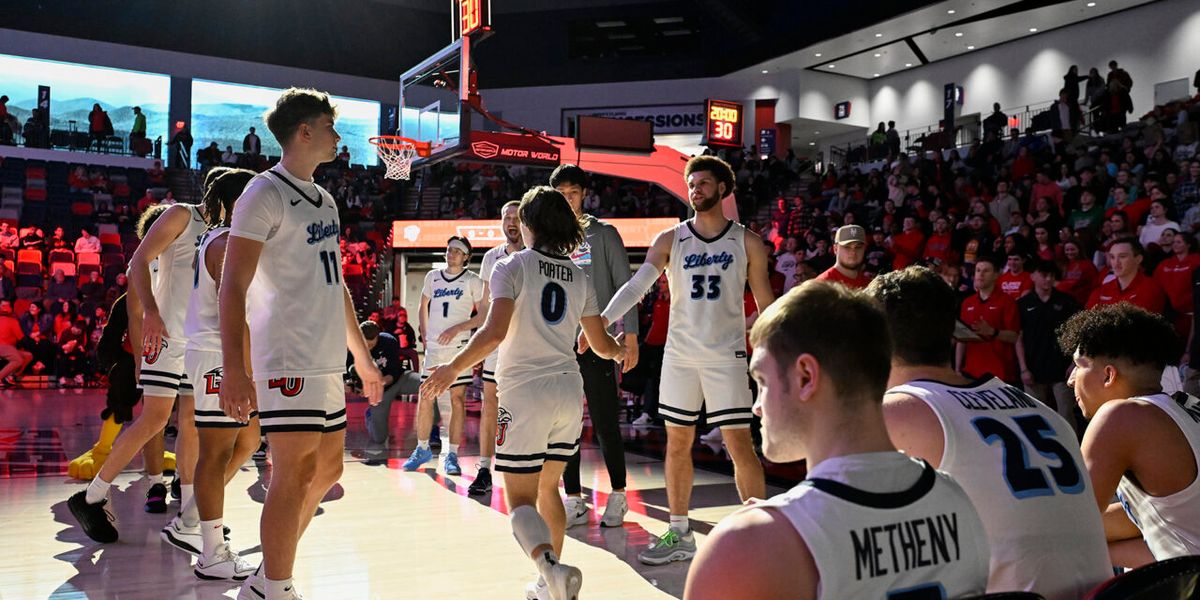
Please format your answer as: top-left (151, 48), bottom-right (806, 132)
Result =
top-left (997, 252), bottom-right (1034, 300)
top-left (890, 216), bottom-right (926, 271)
top-left (0, 300), bottom-right (31, 386)
top-left (814, 225), bottom-right (870, 289)
top-left (1105, 187), bottom-right (1149, 226)
top-left (922, 215), bottom-right (954, 264)
top-left (958, 255), bottom-right (1021, 384)
top-left (1154, 234), bottom-right (1200, 340)
top-left (1087, 237), bottom-right (1166, 313)
top-left (1057, 238), bottom-right (1099, 305)
top-left (1032, 171), bottom-right (1065, 216)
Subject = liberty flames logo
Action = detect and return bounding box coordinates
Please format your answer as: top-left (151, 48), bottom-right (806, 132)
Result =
top-left (143, 338), bottom-right (168, 365)
top-left (495, 406), bottom-right (513, 446)
top-left (204, 367), bottom-right (223, 395)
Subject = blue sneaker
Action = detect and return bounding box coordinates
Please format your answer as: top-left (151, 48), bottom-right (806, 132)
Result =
top-left (442, 452), bottom-right (461, 475)
top-left (402, 446), bottom-right (434, 471)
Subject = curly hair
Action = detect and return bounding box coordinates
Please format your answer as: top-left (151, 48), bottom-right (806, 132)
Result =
top-left (135, 204), bottom-right (171, 240)
top-left (202, 168), bottom-right (255, 227)
top-left (1057, 303), bottom-right (1180, 370)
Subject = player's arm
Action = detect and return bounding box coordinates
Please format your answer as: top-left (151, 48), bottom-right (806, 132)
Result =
top-left (684, 507), bottom-right (814, 600)
top-left (127, 204), bottom-right (192, 354)
top-left (418, 294), bottom-right (430, 346)
top-left (440, 277), bottom-right (486, 344)
top-left (580, 315), bottom-right (624, 362)
top-left (597, 227), bottom-right (673, 328)
top-left (1081, 399), bottom-right (1146, 538)
top-left (420, 298), bottom-right (513, 403)
top-left (603, 224), bottom-right (641, 367)
top-left (205, 234), bottom-right (252, 377)
top-left (882, 391), bottom-right (946, 468)
top-left (345, 285), bottom-right (383, 406)
top-left (125, 282), bottom-right (144, 381)
top-left (218, 235), bottom-right (262, 423)
top-left (744, 229), bottom-right (777, 314)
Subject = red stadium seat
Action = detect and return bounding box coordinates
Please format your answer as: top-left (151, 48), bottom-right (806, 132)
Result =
top-left (0, 248), bottom-right (14, 262)
top-left (17, 249), bottom-right (41, 265)
top-left (13, 299), bottom-right (30, 316)
top-left (78, 263), bottom-right (101, 278)
top-left (71, 202), bottom-right (94, 216)
top-left (1085, 555), bottom-right (1200, 599)
top-left (24, 188), bottom-right (46, 202)
top-left (76, 252), bottom-right (100, 266)
top-left (99, 233), bottom-right (121, 247)
top-left (48, 249), bottom-right (74, 264)
top-left (50, 262), bottom-right (76, 277)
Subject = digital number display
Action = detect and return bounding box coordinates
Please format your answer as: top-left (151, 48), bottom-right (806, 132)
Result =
top-left (459, 0), bottom-right (488, 38)
top-left (705, 99), bottom-right (743, 148)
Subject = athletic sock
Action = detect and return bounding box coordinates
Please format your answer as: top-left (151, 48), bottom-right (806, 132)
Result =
top-left (146, 472), bottom-right (163, 486)
top-left (669, 514), bottom-right (690, 534)
top-left (448, 443), bottom-right (460, 455)
top-left (479, 456), bottom-right (491, 469)
top-left (534, 549), bottom-right (560, 577)
top-left (200, 518), bottom-right (224, 559)
top-left (417, 439), bottom-right (430, 451)
top-left (86, 475), bottom-right (112, 504)
top-left (180, 485), bottom-right (198, 526)
top-left (265, 577), bottom-right (294, 600)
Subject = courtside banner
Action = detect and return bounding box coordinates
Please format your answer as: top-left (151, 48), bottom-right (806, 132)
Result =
top-left (392, 218), bottom-right (678, 249)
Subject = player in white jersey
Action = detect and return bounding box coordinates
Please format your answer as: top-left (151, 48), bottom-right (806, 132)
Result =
top-left (686, 281), bottom-right (990, 600)
top-left (595, 155), bottom-right (774, 564)
top-left (218, 89), bottom-right (382, 600)
top-left (463, 200), bottom-right (523, 496)
top-left (66, 167), bottom-right (216, 544)
top-left (402, 236), bottom-right (484, 475)
top-left (178, 168), bottom-right (259, 580)
top-left (868, 267), bottom-right (1110, 599)
top-left (422, 187), bottom-right (625, 600)
top-left (1059, 304), bottom-right (1200, 566)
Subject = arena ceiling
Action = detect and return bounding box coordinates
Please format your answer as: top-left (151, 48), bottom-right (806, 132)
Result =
top-left (5, 0), bottom-right (1160, 88)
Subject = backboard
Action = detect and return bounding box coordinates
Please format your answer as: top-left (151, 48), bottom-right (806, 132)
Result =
top-left (399, 37), bottom-right (469, 167)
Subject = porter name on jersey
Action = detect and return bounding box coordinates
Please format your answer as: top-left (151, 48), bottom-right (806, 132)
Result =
top-left (851, 512), bottom-right (963, 580)
top-left (538, 259), bottom-right (575, 282)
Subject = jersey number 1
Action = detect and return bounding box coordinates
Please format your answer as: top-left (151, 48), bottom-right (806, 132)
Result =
top-left (319, 250), bottom-right (340, 285)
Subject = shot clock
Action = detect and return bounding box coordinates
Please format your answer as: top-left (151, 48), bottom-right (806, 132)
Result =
top-left (704, 99), bottom-right (744, 149)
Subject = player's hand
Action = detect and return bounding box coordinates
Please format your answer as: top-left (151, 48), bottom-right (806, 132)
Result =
top-left (576, 330), bottom-right (590, 355)
top-left (971, 319), bottom-right (995, 337)
top-left (219, 368), bottom-right (255, 424)
top-left (142, 310), bottom-right (168, 357)
top-left (420, 365), bottom-right (455, 403)
top-left (1020, 369), bottom-right (1035, 387)
top-left (437, 325), bottom-right (459, 346)
top-left (621, 334), bottom-right (639, 373)
top-left (355, 357), bottom-right (384, 406)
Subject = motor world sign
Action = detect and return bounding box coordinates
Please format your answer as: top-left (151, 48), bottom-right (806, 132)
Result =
top-left (465, 131), bottom-right (561, 166)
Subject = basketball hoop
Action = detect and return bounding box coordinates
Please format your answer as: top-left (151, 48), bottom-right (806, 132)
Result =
top-left (369, 136), bottom-right (429, 180)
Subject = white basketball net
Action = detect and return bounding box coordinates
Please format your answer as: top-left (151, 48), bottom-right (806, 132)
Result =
top-left (374, 139), bottom-right (419, 180)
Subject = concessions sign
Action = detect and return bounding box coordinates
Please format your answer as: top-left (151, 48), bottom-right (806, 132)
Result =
top-left (393, 218), bottom-right (677, 249)
top-left (464, 131), bottom-right (561, 167)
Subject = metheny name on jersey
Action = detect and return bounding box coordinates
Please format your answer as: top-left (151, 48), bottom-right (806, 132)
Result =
top-left (947, 386), bottom-right (1039, 411)
top-left (681, 251), bottom-right (735, 271)
top-left (851, 512), bottom-right (962, 581)
top-left (306, 221), bottom-right (339, 245)
top-left (538, 259), bottom-right (575, 282)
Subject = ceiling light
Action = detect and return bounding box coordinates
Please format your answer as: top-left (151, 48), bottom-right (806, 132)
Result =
top-left (874, 73), bottom-right (881, 77)
top-left (874, 53), bottom-right (882, 57)
top-left (905, 63), bottom-right (913, 67)
top-left (1029, 27), bottom-right (1038, 32)
top-left (1086, 1), bottom-right (1095, 5)
top-left (967, 45), bottom-right (975, 49)
top-left (596, 20), bottom-right (626, 28)
top-left (955, 32), bottom-right (963, 37)
top-left (947, 9), bottom-right (956, 13)
top-left (828, 64), bottom-right (836, 68)
top-left (814, 52), bottom-right (822, 57)
top-left (814, 131), bottom-right (820, 134)
top-left (653, 16), bottom-right (685, 24)
top-left (762, 69), bottom-right (769, 74)
top-left (875, 33), bottom-right (883, 37)
top-left (808, 142), bottom-right (816, 146)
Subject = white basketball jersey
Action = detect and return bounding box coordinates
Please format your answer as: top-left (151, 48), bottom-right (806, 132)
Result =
top-left (491, 248), bottom-right (598, 388)
top-left (1116, 392), bottom-right (1200, 560)
top-left (229, 165), bottom-right (346, 379)
top-left (665, 220), bottom-right (748, 365)
top-left (153, 204), bottom-right (208, 341)
top-left (422, 268), bottom-right (483, 348)
top-left (755, 452), bottom-right (990, 599)
top-left (887, 376), bottom-right (1111, 598)
top-left (480, 243), bottom-right (513, 285)
top-left (183, 227), bottom-right (228, 353)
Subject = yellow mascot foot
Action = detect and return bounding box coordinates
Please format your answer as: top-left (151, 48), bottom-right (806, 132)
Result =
top-left (68, 448), bottom-right (110, 480)
top-left (163, 451), bottom-right (176, 473)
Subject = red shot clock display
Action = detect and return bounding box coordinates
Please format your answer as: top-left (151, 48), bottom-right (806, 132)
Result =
top-left (704, 99), bottom-right (744, 148)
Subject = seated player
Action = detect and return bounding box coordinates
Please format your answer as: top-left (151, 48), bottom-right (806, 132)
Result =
top-left (870, 267), bottom-right (1110, 598)
top-left (355, 320), bottom-right (420, 465)
top-left (421, 186), bottom-right (625, 600)
top-left (686, 281), bottom-right (990, 600)
top-left (1059, 304), bottom-right (1200, 567)
top-left (404, 236), bottom-right (483, 475)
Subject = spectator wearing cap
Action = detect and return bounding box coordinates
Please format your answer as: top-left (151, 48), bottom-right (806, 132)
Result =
top-left (814, 225), bottom-right (870, 289)
top-left (997, 252), bottom-right (1033, 300)
top-left (1087, 237), bottom-right (1166, 312)
top-left (958, 254), bottom-right (1021, 385)
top-left (1017, 260), bottom-right (1082, 432)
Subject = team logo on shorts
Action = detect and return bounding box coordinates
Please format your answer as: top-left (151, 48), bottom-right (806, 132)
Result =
top-left (267, 377), bottom-right (305, 397)
top-left (496, 406), bottom-right (513, 447)
top-left (203, 367), bottom-right (223, 395)
top-left (143, 338), bottom-right (168, 365)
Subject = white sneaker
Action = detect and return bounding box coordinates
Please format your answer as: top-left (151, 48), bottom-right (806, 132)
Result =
top-left (600, 494), bottom-right (628, 528)
top-left (160, 515), bottom-right (202, 556)
top-left (564, 496), bottom-right (590, 528)
top-left (700, 428), bottom-right (723, 443)
top-left (236, 564), bottom-right (264, 600)
top-left (631, 413), bottom-right (653, 427)
top-left (194, 543), bottom-right (256, 581)
top-left (524, 576), bottom-right (550, 600)
top-left (544, 562), bottom-right (583, 600)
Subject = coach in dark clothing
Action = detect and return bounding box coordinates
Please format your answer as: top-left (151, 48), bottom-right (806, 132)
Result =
top-left (1018, 260), bottom-right (1081, 432)
top-left (551, 164), bottom-right (638, 526)
top-left (351, 321), bottom-right (420, 465)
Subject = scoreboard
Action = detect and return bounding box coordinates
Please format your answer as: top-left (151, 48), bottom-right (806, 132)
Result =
top-left (456, 0), bottom-right (491, 39)
top-left (704, 99), bottom-right (744, 149)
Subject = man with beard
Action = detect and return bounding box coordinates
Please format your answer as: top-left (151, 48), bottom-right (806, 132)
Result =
top-left (814, 225), bottom-right (869, 289)
top-left (592, 155), bottom-right (774, 565)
